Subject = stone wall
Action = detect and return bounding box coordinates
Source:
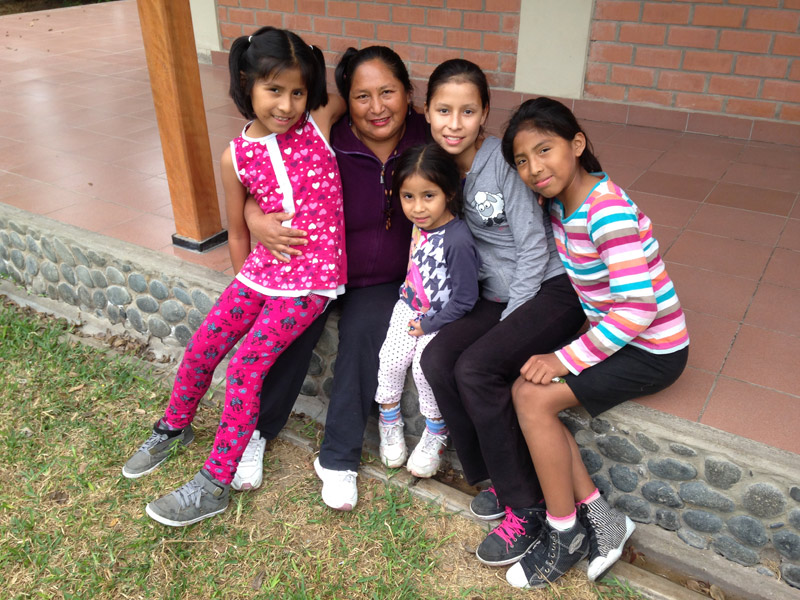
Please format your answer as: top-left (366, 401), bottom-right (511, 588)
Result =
top-left (1, 204), bottom-right (798, 593)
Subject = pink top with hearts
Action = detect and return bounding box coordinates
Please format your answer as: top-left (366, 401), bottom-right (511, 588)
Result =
top-left (230, 116), bottom-right (347, 298)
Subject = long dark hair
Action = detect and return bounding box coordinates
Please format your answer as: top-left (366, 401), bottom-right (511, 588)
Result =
top-left (228, 27), bottom-right (328, 120)
top-left (392, 144), bottom-right (464, 217)
top-left (501, 97), bottom-right (602, 173)
top-left (334, 45), bottom-right (413, 100)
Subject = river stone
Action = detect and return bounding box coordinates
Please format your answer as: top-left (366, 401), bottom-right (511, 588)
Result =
top-left (26, 235), bottom-right (41, 256)
top-left (128, 273), bottom-right (147, 293)
top-left (147, 317), bottom-right (171, 339)
top-left (60, 263), bottom-right (77, 285)
top-left (727, 515), bottom-right (767, 547)
top-left (590, 418), bottom-right (611, 434)
top-left (25, 255), bottom-right (38, 276)
top-left (610, 464), bottom-right (638, 492)
top-left (10, 248), bottom-right (24, 269)
top-left (187, 308), bottom-right (205, 330)
top-left (46, 283), bottom-right (58, 299)
top-left (40, 236), bottom-right (56, 262)
top-left (591, 474), bottom-right (613, 498)
top-left (0, 259), bottom-right (7, 277)
top-left (77, 285), bottom-right (92, 308)
top-left (174, 325), bottom-right (192, 347)
top-left (597, 436), bottom-right (643, 464)
top-left (53, 238), bottom-right (75, 266)
top-left (642, 481), bottom-right (683, 508)
top-left (90, 269), bottom-right (107, 288)
top-left (173, 286), bottom-right (192, 305)
top-left (614, 494), bottom-right (651, 523)
top-left (0, 242), bottom-right (7, 260)
top-left (683, 510), bottom-right (723, 533)
top-left (41, 261), bottom-right (59, 283)
top-left (71, 245), bottom-right (89, 267)
top-left (679, 482), bottom-right (735, 512)
top-left (106, 304), bottom-right (121, 324)
top-left (322, 376), bottom-right (333, 398)
top-left (76, 265), bottom-right (93, 288)
top-left (191, 289), bottom-right (213, 314)
top-left (57, 283), bottom-right (78, 305)
top-left (127, 308), bottom-right (146, 333)
top-left (705, 457), bottom-right (741, 490)
top-left (10, 230), bottom-right (25, 249)
top-left (87, 250), bottom-right (106, 267)
top-left (678, 528), bottom-right (707, 549)
top-left (307, 353), bottom-right (323, 376)
top-left (301, 378), bottom-right (319, 396)
top-left (791, 487), bottom-right (800, 503)
top-left (712, 535), bottom-right (759, 566)
top-left (635, 432), bottom-right (660, 452)
top-left (161, 300), bottom-right (186, 323)
top-left (656, 509), bottom-right (680, 531)
top-left (670, 443), bottom-right (696, 457)
top-left (648, 458), bottom-right (696, 481)
top-left (150, 279), bottom-right (169, 300)
top-left (315, 327), bottom-right (338, 356)
top-left (789, 509), bottom-right (800, 531)
top-left (773, 530), bottom-right (800, 561)
top-left (135, 295), bottom-right (159, 313)
top-left (105, 266), bottom-right (125, 285)
top-left (107, 286), bottom-right (132, 306)
top-left (580, 448), bottom-right (603, 475)
top-left (561, 413), bottom-right (587, 436)
top-left (92, 290), bottom-right (107, 310)
top-left (743, 483), bottom-right (786, 519)
top-left (782, 564), bottom-right (800, 590)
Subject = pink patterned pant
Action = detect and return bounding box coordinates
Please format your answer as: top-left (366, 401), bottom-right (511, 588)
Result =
top-left (163, 279), bottom-right (327, 484)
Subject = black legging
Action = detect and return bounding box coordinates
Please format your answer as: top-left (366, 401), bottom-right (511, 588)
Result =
top-left (420, 273), bottom-right (585, 509)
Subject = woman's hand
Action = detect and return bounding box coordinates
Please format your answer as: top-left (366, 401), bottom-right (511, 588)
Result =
top-left (407, 319), bottom-right (424, 337)
top-left (243, 196), bottom-right (307, 263)
top-left (520, 352), bottom-right (568, 384)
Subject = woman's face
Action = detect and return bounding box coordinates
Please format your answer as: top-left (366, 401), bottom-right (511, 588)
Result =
top-left (348, 59), bottom-right (411, 149)
top-left (425, 80), bottom-right (487, 166)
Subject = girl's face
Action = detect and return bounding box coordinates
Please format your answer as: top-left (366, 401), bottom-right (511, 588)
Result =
top-left (249, 67), bottom-right (307, 136)
top-left (348, 59), bottom-right (411, 149)
top-left (511, 127), bottom-right (586, 201)
top-left (425, 81), bottom-right (488, 164)
top-left (399, 173), bottom-right (454, 231)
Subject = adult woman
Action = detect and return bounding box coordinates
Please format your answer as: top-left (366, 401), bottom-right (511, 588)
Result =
top-left (420, 60), bottom-right (587, 566)
top-left (240, 46), bottom-right (428, 510)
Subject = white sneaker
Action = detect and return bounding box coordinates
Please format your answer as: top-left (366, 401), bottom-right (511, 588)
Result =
top-left (313, 457), bottom-right (358, 511)
top-left (379, 419), bottom-right (407, 468)
top-left (406, 429), bottom-right (447, 478)
top-left (231, 430), bottom-right (266, 491)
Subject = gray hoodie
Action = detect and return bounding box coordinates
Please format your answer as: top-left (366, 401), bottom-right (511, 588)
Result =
top-left (463, 136), bottom-right (564, 319)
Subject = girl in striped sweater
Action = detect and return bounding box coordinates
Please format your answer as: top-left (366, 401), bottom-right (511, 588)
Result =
top-left (499, 98), bottom-right (690, 589)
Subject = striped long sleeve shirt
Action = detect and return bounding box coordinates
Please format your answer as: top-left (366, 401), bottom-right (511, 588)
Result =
top-left (550, 174), bottom-right (689, 375)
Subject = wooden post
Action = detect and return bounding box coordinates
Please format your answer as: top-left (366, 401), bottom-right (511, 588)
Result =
top-left (136, 0), bottom-right (227, 252)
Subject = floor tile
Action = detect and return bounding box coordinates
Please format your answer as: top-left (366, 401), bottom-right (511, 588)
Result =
top-left (744, 283), bottom-right (800, 337)
top-left (101, 213), bottom-right (178, 251)
top-left (705, 182), bottom-right (795, 217)
top-left (593, 143), bottom-right (664, 169)
top-left (633, 192), bottom-right (700, 229)
top-left (686, 204), bottom-right (785, 246)
top-left (665, 262), bottom-right (758, 321)
top-left (701, 377), bottom-right (800, 455)
top-left (737, 142), bottom-right (800, 172)
top-left (629, 170), bottom-right (717, 202)
top-left (632, 366), bottom-right (714, 423)
top-left (44, 198), bottom-right (141, 233)
top-left (683, 310), bottom-right (739, 373)
top-left (722, 162), bottom-right (800, 194)
top-left (779, 218), bottom-right (800, 252)
top-left (605, 125), bottom-right (682, 151)
top-left (763, 248), bottom-right (800, 290)
top-left (722, 325), bottom-right (800, 396)
top-left (664, 231), bottom-right (772, 280)
top-left (648, 152), bottom-right (732, 181)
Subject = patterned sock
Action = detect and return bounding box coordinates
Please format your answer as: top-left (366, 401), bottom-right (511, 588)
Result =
top-left (379, 405), bottom-right (402, 426)
top-left (547, 510), bottom-right (577, 531)
top-left (576, 488), bottom-right (601, 506)
top-left (425, 418), bottom-right (448, 436)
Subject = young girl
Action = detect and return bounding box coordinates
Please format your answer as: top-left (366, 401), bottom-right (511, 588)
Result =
top-left (420, 59), bottom-right (588, 568)
top-left (501, 97), bottom-right (690, 588)
top-left (375, 143), bottom-right (479, 478)
top-left (121, 26), bottom-right (346, 527)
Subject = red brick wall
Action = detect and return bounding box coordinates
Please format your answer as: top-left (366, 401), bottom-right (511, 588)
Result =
top-left (587, 1), bottom-right (800, 124)
top-left (214, 0), bottom-right (800, 145)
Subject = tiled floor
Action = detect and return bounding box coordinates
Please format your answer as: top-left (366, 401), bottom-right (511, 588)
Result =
top-left (1, 1), bottom-right (798, 453)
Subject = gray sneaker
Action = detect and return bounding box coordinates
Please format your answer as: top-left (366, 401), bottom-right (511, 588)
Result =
top-left (122, 422), bottom-right (194, 479)
top-left (145, 470), bottom-right (230, 527)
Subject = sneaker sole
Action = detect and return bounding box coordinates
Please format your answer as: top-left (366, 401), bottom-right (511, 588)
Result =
top-left (145, 503), bottom-right (228, 527)
top-left (122, 457), bottom-right (168, 479)
top-left (313, 458), bottom-right (356, 511)
top-left (380, 452), bottom-right (408, 469)
top-left (469, 506), bottom-right (505, 521)
top-left (586, 516), bottom-right (636, 582)
top-left (475, 540), bottom-right (537, 567)
top-left (231, 476), bottom-right (262, 492)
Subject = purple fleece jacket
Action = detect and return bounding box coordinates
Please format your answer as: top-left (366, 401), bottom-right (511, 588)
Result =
top-left (329, 111), bottom-right (429, 288)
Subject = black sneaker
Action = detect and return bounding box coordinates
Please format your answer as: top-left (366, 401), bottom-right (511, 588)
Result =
top-left (470, 486), bottom-right (505, 520)
top-left (505, 517), bottom-right (590, 588)
top-left (583, 495), bottom-right (635, 581)
top-left (476, 506), bottom-right (545, 566)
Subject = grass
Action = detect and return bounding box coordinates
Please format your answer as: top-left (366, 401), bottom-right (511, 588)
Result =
top-left (0, 297), bottom-right (644, 599)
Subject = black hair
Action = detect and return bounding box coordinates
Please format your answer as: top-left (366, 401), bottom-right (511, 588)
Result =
top-left (426, 58), bottom-right (490, 111)
top-left (334, 45), bottom-right (413, 100)
top-left (501, 97), bottom-right (602, 174)
top-left (228, 27), bottom-right (328, 120)
top-left (392, 143), bottom-right (464, 218)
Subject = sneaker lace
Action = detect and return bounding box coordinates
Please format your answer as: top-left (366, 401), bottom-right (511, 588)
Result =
top-left (493, 507), bottom-right (528, 548)
top-left (334, 470), bottom-right (358, 486)
top-left (419, 430), bottom-right (446, 456)
top-left (172, 478), bottom-right (204, 509)
top-left (138, 430), bottom-right (168, 453)
top-left (240, 435), bottom-right (262, 463)
top-left (380, 421), bottom-right (404, 445)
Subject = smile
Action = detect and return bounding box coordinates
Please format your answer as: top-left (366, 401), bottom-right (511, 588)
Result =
top-left (370, 117), bottom-right (391, 126)
top-left (535, 176), bottom-right (553, 188)
top-left (442, 136), bottom-right (463, 146)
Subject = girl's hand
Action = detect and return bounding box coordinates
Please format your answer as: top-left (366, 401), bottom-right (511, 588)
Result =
top-left (520, 353), bottom-right (568, 384)
top-left (243, 197), bottom-right (307, 263)
top-left (407, 319), bottom-right (424, 337)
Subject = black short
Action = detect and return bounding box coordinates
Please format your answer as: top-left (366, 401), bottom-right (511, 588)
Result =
top-left (565, 345), bottom-right (689, 418)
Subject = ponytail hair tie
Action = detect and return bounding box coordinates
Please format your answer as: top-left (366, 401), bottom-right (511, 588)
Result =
top-left (248, 35), bottom-right (253, 43)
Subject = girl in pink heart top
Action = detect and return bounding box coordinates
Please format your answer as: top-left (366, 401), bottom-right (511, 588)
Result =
top-left (122, 26), bottom-right (346, 528)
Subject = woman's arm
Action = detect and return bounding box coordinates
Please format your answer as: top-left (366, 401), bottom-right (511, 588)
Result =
top-left (310, 93), bottom-right (346, 143)
top-left (243, 199), bottom-right (306, 263)
top-left (221, 146), bottom-right (250, 274)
